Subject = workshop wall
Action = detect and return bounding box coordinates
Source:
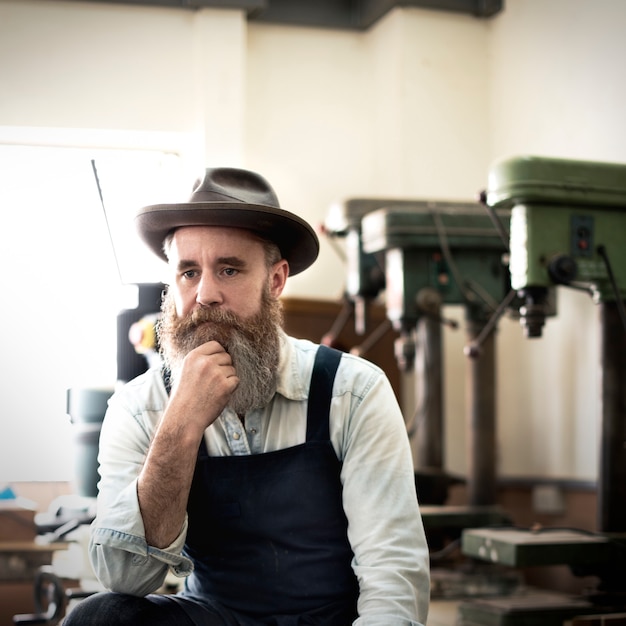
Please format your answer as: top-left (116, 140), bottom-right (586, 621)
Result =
top-left (0, 0), bottom-right (624, 489)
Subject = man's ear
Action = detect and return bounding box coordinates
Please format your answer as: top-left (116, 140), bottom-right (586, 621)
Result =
top-left (269, 259), bottom-right (289, 298)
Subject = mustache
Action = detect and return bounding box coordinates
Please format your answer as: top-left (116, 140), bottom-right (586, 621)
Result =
top-left (187, 306), bottom-right (242, 329)
top-left (163, 305), bottom-right (257, 352)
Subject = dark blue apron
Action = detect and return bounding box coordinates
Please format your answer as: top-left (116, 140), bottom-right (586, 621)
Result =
top-left (179, 345), bottom-right (359, 625)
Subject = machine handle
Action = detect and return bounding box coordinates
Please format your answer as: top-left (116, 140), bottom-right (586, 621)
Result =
top-left (464, 288), bottom-right (518, 358)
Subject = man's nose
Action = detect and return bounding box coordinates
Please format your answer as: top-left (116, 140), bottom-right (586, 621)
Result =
top-left (196, 275), bottom-right (222, 307)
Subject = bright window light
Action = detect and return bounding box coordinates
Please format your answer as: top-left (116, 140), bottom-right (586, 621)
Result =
top-left (0, 145), bottom-right (186, 483)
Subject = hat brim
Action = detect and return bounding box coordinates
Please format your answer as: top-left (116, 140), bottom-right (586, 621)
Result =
top-left (135, 202), bottom-right (319, 276)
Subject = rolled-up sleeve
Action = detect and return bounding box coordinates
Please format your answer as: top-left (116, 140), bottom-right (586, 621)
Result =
top-left (88, 369), bottom-right (193, 596)
top-left (332, 356), bottom-right (430, 626)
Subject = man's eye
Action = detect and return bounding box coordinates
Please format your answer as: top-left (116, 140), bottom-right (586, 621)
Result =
top-left (223, 268), bottom-right (238, 277)
top-left (182, 270), bottom-right (197, 279)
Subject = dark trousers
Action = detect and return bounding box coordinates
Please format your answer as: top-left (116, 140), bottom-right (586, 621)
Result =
top-left (61, 591), bottom-right (238, 626)
top-left (60, 591), bottom-right (347, 626)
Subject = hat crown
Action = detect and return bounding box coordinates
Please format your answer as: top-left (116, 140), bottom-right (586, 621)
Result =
top-left (189, 168), bottom-right (280, 209)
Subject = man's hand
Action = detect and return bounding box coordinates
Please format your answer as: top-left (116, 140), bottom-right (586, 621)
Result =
top-left (138, 340), bottom-right (239, 549)
top-left (168, 340), bottom-right (240, 434)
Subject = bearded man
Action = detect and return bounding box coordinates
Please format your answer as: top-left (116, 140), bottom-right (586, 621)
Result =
top-left (158, 263), bottom-right (284, 417)
top-left (63, 168), bottom-right (430, 626)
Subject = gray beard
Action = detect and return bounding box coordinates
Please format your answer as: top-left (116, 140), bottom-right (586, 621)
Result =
top-left (158, 290), bottom-right (282, 415)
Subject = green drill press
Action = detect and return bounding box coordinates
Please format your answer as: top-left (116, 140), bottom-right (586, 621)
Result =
top-left (459, 155), bottom-right (626, 625)
top-left (360, 200), bottom-right (516, 509)
top-left (325, 197), bottom-right (517, 508)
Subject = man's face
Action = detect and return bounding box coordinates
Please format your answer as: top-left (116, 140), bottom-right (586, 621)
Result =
top-left (166, 226), bottom-right (288, 320)
top-left (158, 225), bottom-right (289, 414)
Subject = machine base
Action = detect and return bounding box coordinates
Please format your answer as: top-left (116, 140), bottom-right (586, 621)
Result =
top-left (458, 587), bottom-right (624, 626)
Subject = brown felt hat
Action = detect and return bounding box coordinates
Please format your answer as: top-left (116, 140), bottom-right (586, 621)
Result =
top-left (135, 167), bottom-right (319, 276)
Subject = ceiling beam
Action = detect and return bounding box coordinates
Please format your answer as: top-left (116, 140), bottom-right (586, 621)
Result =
top-left (34, 0), bottom-right (504, 29)
top-left (358, 0), bottom-right (503, 29)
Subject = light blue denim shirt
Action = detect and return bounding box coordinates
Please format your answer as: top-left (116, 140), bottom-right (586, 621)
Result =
top-left (90, 332), bottom-right (430, 626)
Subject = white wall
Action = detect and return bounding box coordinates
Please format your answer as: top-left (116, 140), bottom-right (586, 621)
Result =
top-left (0, 2), bottom-right (195, 131)
top-left (489, 0), bottom-right (626, 164)
top-left (0, 0), bottom-right (623, 484)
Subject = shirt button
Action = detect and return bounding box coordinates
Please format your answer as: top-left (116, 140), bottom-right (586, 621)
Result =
top-left (250, 428), bottom-right (257, 434)
top-left (233, 432), bottom-right (241, 440)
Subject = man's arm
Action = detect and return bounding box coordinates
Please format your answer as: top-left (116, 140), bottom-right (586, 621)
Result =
top-left (137, 340), bottom-right (238, 548)
top-left (333, 358), bottom-right (430, 625)
top-left (89, 341), bottom-right (238, 595)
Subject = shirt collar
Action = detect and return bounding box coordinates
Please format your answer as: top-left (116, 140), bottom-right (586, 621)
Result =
top-left (275, 330), bottom-right (312, 402)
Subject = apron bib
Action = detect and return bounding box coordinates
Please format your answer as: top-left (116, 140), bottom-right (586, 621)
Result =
top-left (180, 346), bottom-right (359, 625)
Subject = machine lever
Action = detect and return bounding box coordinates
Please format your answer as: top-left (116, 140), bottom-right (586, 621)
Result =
top-left (464, 288), bottom-right (518, 358)
top-left (349, 319), bottom-right (392, 357)
top-left (321, 297), bottom-right (353, 347)
top-left (478, 189), bottom-right (510, 252)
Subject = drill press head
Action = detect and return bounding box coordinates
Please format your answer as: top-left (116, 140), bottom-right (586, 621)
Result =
top-left (324, 198), bottom-right (428, 335)
top-left (485, 155), bottom-right (626, 337)
top-left (361, 201), bottom-right (512, 369)
top-left (324, 198), bottom-right (388, 307)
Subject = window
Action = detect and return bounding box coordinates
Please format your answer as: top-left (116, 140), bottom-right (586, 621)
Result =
top-left (0, 145), bottom-right (185, 482)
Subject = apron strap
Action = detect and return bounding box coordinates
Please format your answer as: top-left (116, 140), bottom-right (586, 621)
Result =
top-left (306, 345), bottom-right (343, 443)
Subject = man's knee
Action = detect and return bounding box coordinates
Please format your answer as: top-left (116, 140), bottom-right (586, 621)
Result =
top-left (62, 591), bottom-right (157, 626)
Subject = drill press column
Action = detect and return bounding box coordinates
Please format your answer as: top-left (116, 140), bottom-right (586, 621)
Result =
top-left (599, 301), bottom-right (626, 533)
top-left (465, 312), bottom-right (497, 506)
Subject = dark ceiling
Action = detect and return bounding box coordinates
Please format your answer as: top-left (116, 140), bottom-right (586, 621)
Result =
top-left (38, 0), bottom-right (503, 30)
